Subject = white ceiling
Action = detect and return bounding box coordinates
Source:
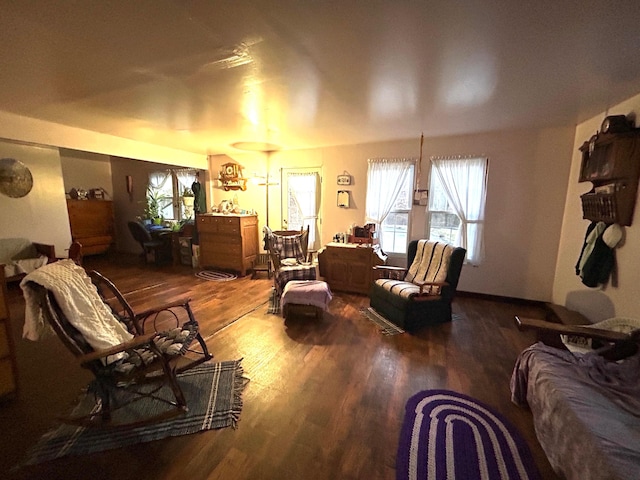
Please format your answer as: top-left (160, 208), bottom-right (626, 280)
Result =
top-left (2, 1), bottom-right (640, 156)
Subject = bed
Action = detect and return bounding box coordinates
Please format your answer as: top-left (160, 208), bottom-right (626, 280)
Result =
top-left (511, 341), bottom-right (640, 480)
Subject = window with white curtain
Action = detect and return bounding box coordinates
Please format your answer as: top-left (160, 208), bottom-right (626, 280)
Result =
top-left (148, 168), bottom-right (200, 221)
top-left (427, 156), bottom-right (488, 265)
top-left (283, 169), bottom-right (320, 250)
top-left (365, 158), bottom-right (415, 254)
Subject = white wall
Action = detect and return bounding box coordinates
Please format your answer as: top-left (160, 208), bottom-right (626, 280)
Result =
top-left (210, 125), bottom-right (574, 301)
top-left (553, 92), bottom-right (640, 321)
top-left (0, 140), bottom-right (72, 255)
top-left (60, 149), bottom-right (114, 197)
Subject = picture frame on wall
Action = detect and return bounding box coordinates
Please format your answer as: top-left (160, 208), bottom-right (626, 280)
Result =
top-left (337, 174), bottom-right (351, 185)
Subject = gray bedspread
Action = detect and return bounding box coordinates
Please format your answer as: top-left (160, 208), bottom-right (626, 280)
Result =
top-left (511, 342), bottom-right (640, 480)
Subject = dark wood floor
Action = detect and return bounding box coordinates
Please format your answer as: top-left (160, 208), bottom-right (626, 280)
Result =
top-left (1, 253), bottom-right (559, 480)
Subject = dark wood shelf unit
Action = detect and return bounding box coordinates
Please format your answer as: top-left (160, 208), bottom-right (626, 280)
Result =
top-left (66, 199), bottom-right (115, 255)
top-left (578, 129), bottom-right (640, 226)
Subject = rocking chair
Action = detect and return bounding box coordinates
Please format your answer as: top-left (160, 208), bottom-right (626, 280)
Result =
top-left (263, 226), bottom-right (316, 294)
top-left (21, 260), bottom-right (213, 428)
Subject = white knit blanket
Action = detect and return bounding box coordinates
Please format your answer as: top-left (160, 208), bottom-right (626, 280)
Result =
top-left (404, 240), bottom-right (453, 284)
top-left (20, 260), bottom-right (133, 354)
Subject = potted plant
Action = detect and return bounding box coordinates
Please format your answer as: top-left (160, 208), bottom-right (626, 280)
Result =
top-left (182, 187), bottom-right (195, 219)
top-left (145, 187), bottom-right (171, 225)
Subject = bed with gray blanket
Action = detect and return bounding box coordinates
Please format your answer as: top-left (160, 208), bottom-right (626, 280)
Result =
top-left (511, 342), bottom-right (640, 480)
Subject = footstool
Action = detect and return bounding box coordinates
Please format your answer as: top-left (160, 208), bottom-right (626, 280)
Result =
top-left (281, 280), bottom-right (332, 320)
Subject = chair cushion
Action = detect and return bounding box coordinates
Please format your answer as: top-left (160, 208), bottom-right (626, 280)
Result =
top-left (405, 240), bottom-right (454, 284)
top-left (374, 278), bottom-right (443, 300)
top-left (111, 324), bottom-right (199, 374)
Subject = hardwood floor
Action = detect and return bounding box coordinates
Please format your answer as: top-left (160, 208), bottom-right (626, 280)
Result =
top-left (0, 253), bottom-right (559, 479)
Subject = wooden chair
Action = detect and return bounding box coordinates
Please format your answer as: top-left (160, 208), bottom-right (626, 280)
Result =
top-left (21, 261), bottom-right (213, 427)
top-left (264, 226), bottom-right (316, 293)
top-left (369, 239), bottom-right (466, 331)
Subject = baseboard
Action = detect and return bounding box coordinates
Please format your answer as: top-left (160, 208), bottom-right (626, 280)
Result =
top-left (456, 290), bottom-right (546, 308)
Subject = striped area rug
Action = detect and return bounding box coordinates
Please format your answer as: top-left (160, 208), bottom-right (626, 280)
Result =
top-left (21, 360), bottom-right (246, 467)
top-left (397, 390), bottom-right (540, 480)
top-left (359, 307), bottom-right (405, 335)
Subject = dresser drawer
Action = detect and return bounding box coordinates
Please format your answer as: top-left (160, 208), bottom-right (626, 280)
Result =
top-left (209, 243), bottom-right (241, 256)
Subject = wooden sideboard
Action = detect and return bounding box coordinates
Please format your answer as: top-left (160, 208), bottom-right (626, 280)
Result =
top-left (0, 269), bottom-right (18, 399)
top-left (318, 242), bottom-right (387, 294)
top-left (196, 214), bottom-right (258, 276)
top-left (66, 199), bottom-right (115, 255)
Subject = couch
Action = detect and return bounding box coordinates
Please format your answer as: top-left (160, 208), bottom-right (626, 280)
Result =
top-left (0, 238), bottom-right (56, 283)
top-left (511, 316), bottom-right (640, 480)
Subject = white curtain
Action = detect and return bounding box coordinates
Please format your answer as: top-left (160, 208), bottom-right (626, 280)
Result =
top-left (287, 172), bottom-right (319, 248)
top-left (365, 157), bottom-right (414, 228)
top-left (175, 168), bottom-right (197, 195)
top-left (148, 171), bottom-right (171, 190)
top-left (430, 156), bottom-right (488, 265)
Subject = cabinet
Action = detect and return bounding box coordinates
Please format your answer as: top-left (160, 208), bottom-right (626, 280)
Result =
top-left (318, 242), bottom-right (387, 294)
top-left (196, 214), bottom-right (258, 276)
top-left (0, 269), bottom-right (18, 399)
top-left (67, 200), bottom-right (115, 255)
top-left (578, 130), bottom-right (640, 225)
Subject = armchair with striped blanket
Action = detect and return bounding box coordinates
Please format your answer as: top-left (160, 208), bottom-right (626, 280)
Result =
top-left (369, 240), bottom-right (466, 331)
top-left (264, 226), bottom-right (316, 294)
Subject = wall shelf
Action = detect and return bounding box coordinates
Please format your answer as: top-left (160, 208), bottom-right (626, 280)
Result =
top-left (578, 129), bottom-right (640, 226)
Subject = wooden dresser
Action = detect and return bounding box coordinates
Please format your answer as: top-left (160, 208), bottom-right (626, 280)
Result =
top-left (66, 200), bottom-right (115, 255)
top-left (196, 214), bottom-right (259, 276)
top-left (318, 242), bottom-right (387, 294)
top-left (0, 269), bottom-right (18, 399)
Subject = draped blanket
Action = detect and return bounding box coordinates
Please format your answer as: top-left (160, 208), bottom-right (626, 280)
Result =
top-left (405, 240), bottom-right (453, 284)
top-left (511, 342), bottom-right (640, 480)
top-left (375, 240), bottom-right (454, 300)
top-left (20, 260), bottom-right (133, 350)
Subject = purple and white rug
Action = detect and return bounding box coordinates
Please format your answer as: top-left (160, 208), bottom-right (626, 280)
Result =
top-left (396, 390), bottom-right (540, 480)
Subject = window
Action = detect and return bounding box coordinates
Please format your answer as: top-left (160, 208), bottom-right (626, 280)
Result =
top-left (282, 169), bottom-right (321, 250)
top-left (427, 156), bottom-right (488, 265)
top-left (365, 158), bottom-right (415, 254)
top-left (147, 168), bottom-right (201, 222)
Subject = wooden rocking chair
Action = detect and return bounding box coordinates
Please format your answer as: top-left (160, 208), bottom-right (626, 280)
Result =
top-left (21, 260), bottom-right (213, 428)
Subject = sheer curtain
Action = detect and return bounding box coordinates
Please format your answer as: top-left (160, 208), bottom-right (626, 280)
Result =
top-left (175, 169), bottom-right (197, 195)
top-left (430, 156), bottom-right (488, 265)
top-left (148, 171), bottom-right (171, 190)
top-left (287, 172), bottom-right (319, 248)
top-left (365, 157), bottom-right (414, 230)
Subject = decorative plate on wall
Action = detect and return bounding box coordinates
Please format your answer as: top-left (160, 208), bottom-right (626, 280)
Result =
top-left (0, 157), bottom-right (33, 198)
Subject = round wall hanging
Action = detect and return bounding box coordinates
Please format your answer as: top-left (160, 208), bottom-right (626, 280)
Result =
top-left (0, 157), bottom-right (33, 198)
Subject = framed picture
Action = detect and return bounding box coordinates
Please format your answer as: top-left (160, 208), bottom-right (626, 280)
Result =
top-left (337, 174), bottom-right (351, 185)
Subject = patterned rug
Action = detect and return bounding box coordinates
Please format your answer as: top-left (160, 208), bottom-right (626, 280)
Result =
top-left (195, 270), bottom-right (237, 281)
top-left (20, 360), bottom-right (246, 467)
top-left (397, 390), bottom-right (540, 480)
top-left (359, 307), bottom-right (405, 335)
top-left (268, 287), bottom-right (281, 314)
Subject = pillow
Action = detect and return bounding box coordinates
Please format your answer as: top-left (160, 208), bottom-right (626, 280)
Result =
top-left (561, 316), bottom-right (640, 354)
top-left (15, 255), bottom-right (48, 274)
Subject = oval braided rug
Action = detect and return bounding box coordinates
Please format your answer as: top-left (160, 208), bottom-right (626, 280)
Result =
top-left (396, 390), bottom-right (540, 480)
top-left (195, 270), bottom-right (237, 282)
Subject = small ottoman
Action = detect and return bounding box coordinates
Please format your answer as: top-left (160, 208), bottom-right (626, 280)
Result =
top-left (281, 280), bottom-right (332, 320)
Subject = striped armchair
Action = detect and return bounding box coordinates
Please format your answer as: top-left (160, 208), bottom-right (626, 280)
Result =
top-left (370, 240), bottom-right (466, 331)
